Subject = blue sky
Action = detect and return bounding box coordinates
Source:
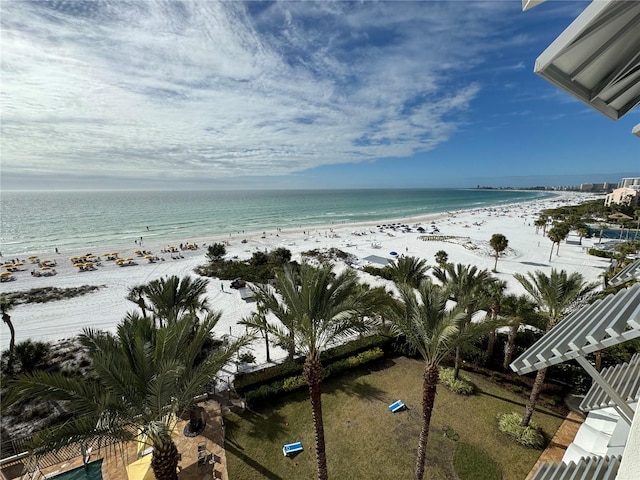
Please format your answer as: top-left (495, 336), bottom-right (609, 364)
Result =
top-left (1, 0), bottom-right (638, 190)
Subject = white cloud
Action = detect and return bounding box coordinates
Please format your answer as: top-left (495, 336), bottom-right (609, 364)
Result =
top-left (1, 0), bottom-right (515, 185)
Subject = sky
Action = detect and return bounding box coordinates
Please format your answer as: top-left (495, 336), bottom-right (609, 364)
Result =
top-left (1, 0), bottom-right (638, 191)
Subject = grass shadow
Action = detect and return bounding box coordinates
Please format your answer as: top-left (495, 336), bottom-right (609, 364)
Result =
top-left (244, 410), bottom-right (288, 441)
top-left (322, 370), bottom-right (386, 402)
top-left (479, 390), bottom-right (567, 421)
top-left (225, 441), bottom-right (285, 480)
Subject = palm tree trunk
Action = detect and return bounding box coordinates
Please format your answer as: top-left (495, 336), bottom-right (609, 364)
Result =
top-left (151, 438), bottom-right (179, 480)
top-left (494, 253), bottom-right (499, 272)
top-left (453, 346), bottom-right (461, 379)
top-left (288, 331), bottom-right (295, 360)
top-left (521, 368), bottom-right (546, 427)
top-left (503, 326), bottom-right (517, 371)
top-left (414, 365), bottom-right (439, 480)
top-left (304, 358), bottom-right (328, 480)
top-left (486, 330), bottom-right (496, 362)
top-left (548, 243), bottom-right (554, 262)
top-left (264, 330), bottom-right (271, 363)
top-left (2, 313), bottom-right (15, 352)
top-left (595, 350), bottom-right (602, 372)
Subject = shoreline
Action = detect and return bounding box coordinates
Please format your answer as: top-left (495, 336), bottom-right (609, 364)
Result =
top-left (0, 191), bottom-right (610, 353)
top-left (0, 189), bottom-right (561, 258)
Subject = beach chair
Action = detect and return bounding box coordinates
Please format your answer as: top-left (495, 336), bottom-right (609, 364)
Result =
top-left (389, 400), bottom-right (405, 413)
top-left (197, 442), bottom-right (209, 466)
top-left (282, 441), bottom-right (303, 456)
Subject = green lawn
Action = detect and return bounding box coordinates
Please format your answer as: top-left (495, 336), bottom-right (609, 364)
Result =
top-left (225, 356), bottom-right (564, 480)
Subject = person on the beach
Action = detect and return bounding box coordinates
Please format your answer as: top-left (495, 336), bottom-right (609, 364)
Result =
top-left (220, 283), bottom-right (224, 291)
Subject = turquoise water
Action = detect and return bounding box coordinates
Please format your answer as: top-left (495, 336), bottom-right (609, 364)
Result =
top-left (0, 189), bottom-right (553, 256)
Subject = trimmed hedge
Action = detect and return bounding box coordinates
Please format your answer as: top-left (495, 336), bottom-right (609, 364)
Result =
top-left (439, 367), bottom-right (475, 395)
top-left (588, 248), bottom-right (616, 259)
top-left (243, 347), bottom-right (385, 407)
top-left (497, 412), bottom-right (545, 449)
top-left (234, 334), bottom-right (391, 394)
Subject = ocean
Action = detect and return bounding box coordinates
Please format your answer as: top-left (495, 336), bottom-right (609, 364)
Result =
top-left (1, 189), bottom-right (554, 256)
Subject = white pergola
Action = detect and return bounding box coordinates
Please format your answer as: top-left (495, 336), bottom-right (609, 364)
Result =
top-left (529, 0), bottom-right (640, 120)
top-left (530, 455), bottom-right (621, 480)
top-left (510, 283), bottom-right (640, 424)
top-left (609, 259), bottom-right (640, 287)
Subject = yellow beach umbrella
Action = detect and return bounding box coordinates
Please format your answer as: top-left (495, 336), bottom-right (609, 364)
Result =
top-left (40, 267), bottom-right (51, 271)
top-left (126, 455), bottom-right (155, 480)
top-left (0, 272), bottom-right (13, 277)
top-left (28, 255), bottom-right (39, 260)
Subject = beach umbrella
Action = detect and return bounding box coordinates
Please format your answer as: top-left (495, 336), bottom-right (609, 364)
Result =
top-left (126, 455), bottom-right (155, 480)
top-left (389, 251), bottom-right (398, 256)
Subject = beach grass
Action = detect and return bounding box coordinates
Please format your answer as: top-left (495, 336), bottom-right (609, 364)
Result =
top-left (225, 356), bottom-right (563, 480)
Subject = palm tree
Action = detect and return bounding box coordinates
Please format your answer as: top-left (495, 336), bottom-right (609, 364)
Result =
top-left (484, 279), bottom-right (507, 361)
top-left (143, 275), bottom-right (210, 326)
top-left (538, 214), bottom-right (550, 236)
top-left (434, 250), bottom-right (448, 268)
top-left (433, 263), bottom-right (493, 379)
top-left (489, 233), bottom-right (508, 272)
top-left (387, 255), bottom-right (429, 288)
top-left (533, 218), bottom-right (546, 235)
top-left (126, 284), bottom-right (149, 318)
top-left (386, 280), bottom-right (466, 480)
top-left (513, 269), bottom-right (597, 426)
top-left (598, 223), bottom-right (608, 244)
top-left (243, 262), bottom-right (386, 480)
top-left (634, 209), bottom-right (640, 241)
top-left (500, 294), bottom-right (539, 371)
top-left (9, 313), bottom-right (248, 480)
top-left (576, 227), bottom-right (589, 245)
top-left (239, 303), bottom-right (272, 363)
top-left (546, 226), bottom-right (565, 262)
top-left (1, 295), bottom-right (17, 353)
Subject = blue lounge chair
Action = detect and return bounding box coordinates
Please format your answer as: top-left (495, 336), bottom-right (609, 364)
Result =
top-left (283, 441), bottom-right (304, 456)
top-left (389, 400), bottom-right (405, 413)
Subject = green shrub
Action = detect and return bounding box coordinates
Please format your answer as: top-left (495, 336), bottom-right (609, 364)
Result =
top-left (243, 347), bottom-right (385, 407)
top-left (282, 375), bottom-right (307, 392)
top-left (588, 248), bottom-right (615, 259)
top-left (440, 367), bottom-right (475, 395)
top-left (497, 412), bottom-right (544, 449)
top-left (453, 442), bottom-right (502, 480)
top-left (234, 358), bottom-right (304, 393)
top-left (234, 335), bottom-right (390, 393)
top-left (325, 348), bottom-right (384, 376)
top-left (238, 352), bottom-right (256, 364)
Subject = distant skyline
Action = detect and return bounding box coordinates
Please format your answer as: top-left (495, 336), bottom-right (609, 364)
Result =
top-left (1, 0), bottom-right (638, 191)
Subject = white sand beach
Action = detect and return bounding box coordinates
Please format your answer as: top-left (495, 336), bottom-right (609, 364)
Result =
top-left (0, 192), bottom-right (613, 363)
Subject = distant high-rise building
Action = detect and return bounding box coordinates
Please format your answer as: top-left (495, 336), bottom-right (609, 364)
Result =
top-left (620, 177), bottom-right (640, 188)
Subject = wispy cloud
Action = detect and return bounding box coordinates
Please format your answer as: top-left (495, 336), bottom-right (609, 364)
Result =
top-left (2, 0), bottom-right (525, 185)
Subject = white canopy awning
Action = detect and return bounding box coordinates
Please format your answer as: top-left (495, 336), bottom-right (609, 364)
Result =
top-left (510, 283), bottom-right (640, 375)
top-left (610, 259), bottom-right (640, 287)
top-left (580, 354), bottom-right (640, 412)
top-left (534, 0), bottom-right (640, 120)
top-left (529, 455), bottom-right (621, 480)
top-left (522, 0), bottom-right (547, 12)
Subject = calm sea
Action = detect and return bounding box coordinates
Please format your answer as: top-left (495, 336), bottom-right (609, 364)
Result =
top-left (0, 189), bottom-right (554, 256)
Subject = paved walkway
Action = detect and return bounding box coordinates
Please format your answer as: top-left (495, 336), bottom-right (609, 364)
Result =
top-left (525, 410), bottom-right (584, 480)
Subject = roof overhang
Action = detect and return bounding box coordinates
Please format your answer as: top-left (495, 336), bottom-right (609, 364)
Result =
top-left (522, 0), bottom-right (547, 12)
top-left (633, 124), bottom-right (640, 137)
top-left (510, 283), bottom-right (640, 375)
top-left (534, 0), bottom-right (640, 120)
